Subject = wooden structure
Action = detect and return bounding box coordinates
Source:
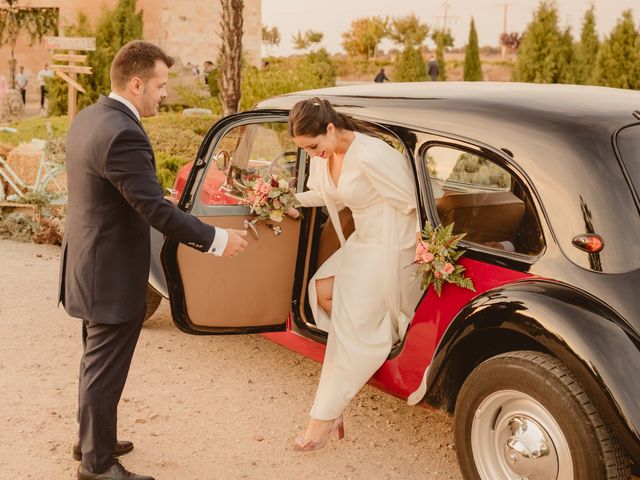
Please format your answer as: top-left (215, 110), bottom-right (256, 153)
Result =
top-left (44, 36), bottom-right (95, 120)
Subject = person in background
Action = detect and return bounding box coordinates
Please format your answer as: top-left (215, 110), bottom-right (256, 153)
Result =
top-left (16, 66), bottom-right (29, 104)
top-left (374, 68), bottom-right (390, 83)
top-left (37, 63), bottom-right (54, 110)
top-left (427, 56), bottom-right (440, 81)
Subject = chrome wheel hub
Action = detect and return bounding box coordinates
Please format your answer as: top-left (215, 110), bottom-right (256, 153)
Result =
top-left (471, 390), bottom-right (573, 480)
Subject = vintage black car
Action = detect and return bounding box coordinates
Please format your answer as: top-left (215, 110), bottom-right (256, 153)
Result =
top-left (147, 82), bottom-right (640, 480)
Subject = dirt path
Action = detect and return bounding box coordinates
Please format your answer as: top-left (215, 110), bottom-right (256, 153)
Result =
top-left (0, 239), bottom-right (461, 480)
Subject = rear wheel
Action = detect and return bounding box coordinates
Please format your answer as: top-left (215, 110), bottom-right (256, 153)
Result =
top-left (454, 350), bottom-right (630, 480)
top-left (144, 285), bottom-right (162, 322)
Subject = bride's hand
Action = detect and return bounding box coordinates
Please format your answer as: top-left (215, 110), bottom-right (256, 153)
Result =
top-left (286, 206), bottom-right (300, 219)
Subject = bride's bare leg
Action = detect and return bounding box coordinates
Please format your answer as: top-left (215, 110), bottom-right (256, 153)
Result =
top-left (316, 276), bottom-right (334, 317)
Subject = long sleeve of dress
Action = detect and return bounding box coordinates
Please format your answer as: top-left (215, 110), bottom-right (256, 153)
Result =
top-left (295, 156), bottom-right (326, 207)
top-left (360, 141), bottom-right (417, 215)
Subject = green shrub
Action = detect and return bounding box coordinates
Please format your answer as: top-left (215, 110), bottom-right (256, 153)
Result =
top-left (0, 116), bottom-right (70, 146)
top-left (394, 47), bottom-right (426, 82)
top-left (240, 51), bottom-right (336, 110)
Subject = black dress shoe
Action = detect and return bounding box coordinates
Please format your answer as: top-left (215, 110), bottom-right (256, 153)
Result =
top-left (77, 460), bottom-right (154, 480)
top-left (72, 440), bottom-right (134, 461)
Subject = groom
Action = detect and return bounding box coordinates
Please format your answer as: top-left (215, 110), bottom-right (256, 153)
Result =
top-left (59, 41), bottom-right (248, 480)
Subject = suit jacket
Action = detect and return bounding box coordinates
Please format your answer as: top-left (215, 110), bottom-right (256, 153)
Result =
top-left (59, 95), bottom-right (215, 324)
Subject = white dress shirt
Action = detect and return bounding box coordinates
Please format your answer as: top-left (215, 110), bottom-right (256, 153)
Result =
top-left (108, 92), bottom-right (228, 256)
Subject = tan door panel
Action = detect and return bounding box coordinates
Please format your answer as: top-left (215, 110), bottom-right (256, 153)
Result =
top-left (177, 216), bottom-right (301, 328)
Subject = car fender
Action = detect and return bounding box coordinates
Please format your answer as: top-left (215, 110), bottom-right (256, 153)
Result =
top-left (425, 279), bottom-right (640, 464)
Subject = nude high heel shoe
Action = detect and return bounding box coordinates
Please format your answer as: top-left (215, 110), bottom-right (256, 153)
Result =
top-left (293, 416), bottom-right (345, 452)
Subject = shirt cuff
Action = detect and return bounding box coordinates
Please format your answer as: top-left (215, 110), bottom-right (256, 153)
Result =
top-left (207, 227), bottom-right (228, 256)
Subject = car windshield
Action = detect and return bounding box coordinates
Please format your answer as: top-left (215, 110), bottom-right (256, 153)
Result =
top-left (617, 125), bottom-right (640, 200)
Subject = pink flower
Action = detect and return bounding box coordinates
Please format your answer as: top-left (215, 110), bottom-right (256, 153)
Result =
top-left (260, 183), bottom-right (271, 195)
top-left (443, 263), bottom-right (455, 275)
top-left (434, 271), bottom-right (442, 279)
top-left (415, 241), bottom-right (432, 263)
top-left (422, 251), bottom-right (435, 263)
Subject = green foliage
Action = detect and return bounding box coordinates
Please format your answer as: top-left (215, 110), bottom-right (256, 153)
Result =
top-left (0, 5), bottom-right (58, 45)
top-left (463, 18), bottom-right (482, 81)
top-left (513, 1), bottom-right (567, 83)
top-left (47, 1), bottom-right (143, 115)
top-left (432, 29), bottom-right (453, 81)
top-left (342, 16), bottom-right (389, 59)
top-left (0, 115), bottom-right (70, 145)
top-left (334, 57), bottom-right (393, 80)
top-left (394, 47), bottom-right (426, 82)
top-left (292, 30), bottom-right (323, 51)
top-left (240, 50), bottom-right (336, 110)
top-left (174, 84), bottom-right (221, 113)
top-left (261, 24), bottom-right (281, 56)
top-left (390, 14), bottom-right (429, 48)
top-left (592, 10), bottom-right (640, 89)
top-left (556, 27), bottom-right (577, 84)
top-left (575, 5), bottom-right (599, 84)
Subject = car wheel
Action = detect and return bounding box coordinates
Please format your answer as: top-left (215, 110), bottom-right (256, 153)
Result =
top-left (144, 285), bottom-right (162, 322)
top-left (454, 350), bottom-right (629, 480)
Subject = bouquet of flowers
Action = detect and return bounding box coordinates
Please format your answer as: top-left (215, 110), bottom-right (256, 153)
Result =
top-left (413, 222), bottom-right (476, 296)
top-left (241, 171), bottom-right (298, 235)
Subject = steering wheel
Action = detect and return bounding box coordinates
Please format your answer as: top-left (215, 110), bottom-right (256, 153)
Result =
top-left (268, 150), bottom-right (297, 175)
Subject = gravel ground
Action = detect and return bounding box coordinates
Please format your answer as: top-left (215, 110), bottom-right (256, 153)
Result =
top-left (0, 239), bottom-right (462, 479)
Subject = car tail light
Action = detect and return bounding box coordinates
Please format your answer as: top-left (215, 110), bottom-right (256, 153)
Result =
top-left (572, 234), bottom-right (604, 253)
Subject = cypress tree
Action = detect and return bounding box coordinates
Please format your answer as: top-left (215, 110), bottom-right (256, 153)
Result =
top-left (513, 1), bottom-right (562, 83)
top-left (575, 5), bottom-right (599, 84)
top-left (556, 27), bottom-right (577, 84)
top-left (463, 17), bottom-right (482, 81)
top-left (592, 9), bottom-right (640, 89)
top-left (394, 46), bottom-right (427, 82)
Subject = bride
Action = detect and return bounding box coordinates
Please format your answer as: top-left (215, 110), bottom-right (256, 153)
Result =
top-left (287, 97), bottom-right (422, 451)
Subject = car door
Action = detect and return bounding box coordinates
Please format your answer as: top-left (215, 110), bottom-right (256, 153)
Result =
top-left (162, 111), bottom-right (303, 334)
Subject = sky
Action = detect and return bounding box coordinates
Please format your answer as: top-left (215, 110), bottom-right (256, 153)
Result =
top-left (262, 0), bottom-right (640, 56)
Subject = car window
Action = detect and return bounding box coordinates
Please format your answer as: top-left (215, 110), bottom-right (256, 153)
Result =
top-left (424, 145), bottom-right (544, 256)
top-left (199, 122), bottom-right (297, 206)
top-left (616, 125), bottom-right (640, 199)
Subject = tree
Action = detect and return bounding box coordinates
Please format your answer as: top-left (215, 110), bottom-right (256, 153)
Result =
top-left (219, 0), bottom-right (243, 115)
top-left (574, 5), bottom-right (599, 84)
top-left (432, 29), bottom-right (453, 81)
top-left (464, 17), bottom-right (482, 81)
top-left (499, 32), bottom-right (522, 51)
top-left (341, 16), bottom-right (389, 59)
top-left (261, 24), bottom-right (280, 57)
top-left (0, 0), bottom-right (57, 120)
top-left (592, 9), bottom-right (640, 89)
top-left (394, 46), bottom-right (426, 82)
top-left (47, 0), bottom-right (143, 115)
top-left (292, 29), bottom-right (323, 52)
top-left (512, 1), bottom-right (564, 83)
top-left (556, 26), bottom-right (577, 84)
top-left (390, 14), bottom-right (428, 48)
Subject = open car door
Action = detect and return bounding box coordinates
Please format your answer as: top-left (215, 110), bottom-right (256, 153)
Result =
top-left (161, 111), bottom-right (303, 334)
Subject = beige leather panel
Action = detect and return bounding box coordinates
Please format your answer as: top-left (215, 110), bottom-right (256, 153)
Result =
top-left (177, 216), bottom-right (301, 328)
top-left (436, 191), bottom-right (525, 243)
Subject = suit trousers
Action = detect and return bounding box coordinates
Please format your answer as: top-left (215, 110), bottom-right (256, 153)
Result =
top-left (77, 316), bottom-right (144, 473)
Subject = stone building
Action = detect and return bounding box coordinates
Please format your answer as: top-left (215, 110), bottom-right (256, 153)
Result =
top-left (0, 0), bottom-right (261, 102)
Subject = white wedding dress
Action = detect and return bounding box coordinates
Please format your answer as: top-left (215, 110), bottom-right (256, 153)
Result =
top-left (295, 132), bottom-right (422, 420)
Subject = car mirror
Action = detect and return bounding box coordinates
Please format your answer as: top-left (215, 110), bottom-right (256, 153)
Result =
top-left (215, 150), bottom-right (231, 172)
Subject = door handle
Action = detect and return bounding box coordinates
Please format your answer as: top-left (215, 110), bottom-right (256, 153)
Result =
top-left (243, 219), bottom-right (259, 240)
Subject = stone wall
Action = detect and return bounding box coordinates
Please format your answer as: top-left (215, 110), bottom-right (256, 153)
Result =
top-left (0, 0), bottom-right (261, 104)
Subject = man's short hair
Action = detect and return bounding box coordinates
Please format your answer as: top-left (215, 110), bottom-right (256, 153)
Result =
top-left (110, 40), bottom-right (174, 90)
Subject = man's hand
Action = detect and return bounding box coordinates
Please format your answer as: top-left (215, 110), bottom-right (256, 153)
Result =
top-left (222, 229), bottom-right (248, 257)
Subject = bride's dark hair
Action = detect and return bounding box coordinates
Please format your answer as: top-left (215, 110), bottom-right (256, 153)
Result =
top-left (288, 97), bottom-right (379, 138)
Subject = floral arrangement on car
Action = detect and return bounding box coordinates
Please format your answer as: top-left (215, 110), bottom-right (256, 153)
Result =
top-left (240, 171), bottom-right (298, 236)
top-left (413, 222), bottom-right (476, 296)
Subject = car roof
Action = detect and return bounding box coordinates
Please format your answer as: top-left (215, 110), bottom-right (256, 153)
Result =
top-left (256, 82), bottom-right (639, 142)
